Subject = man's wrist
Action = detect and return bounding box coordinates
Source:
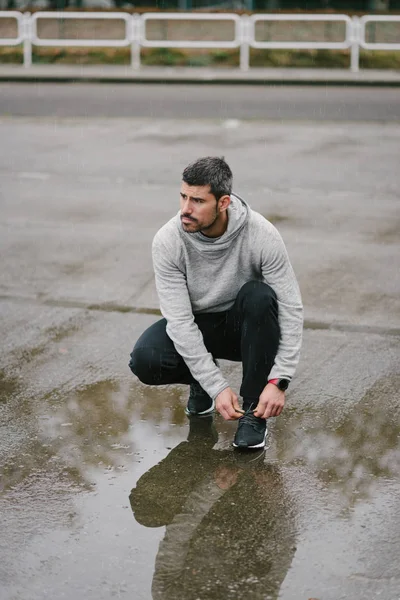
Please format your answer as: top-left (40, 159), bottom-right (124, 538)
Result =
top-left (268, 378), bottom-right (290, 391)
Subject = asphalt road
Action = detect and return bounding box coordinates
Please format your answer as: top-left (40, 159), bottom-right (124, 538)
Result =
top-left (1, 82), bottom-right (400, 120)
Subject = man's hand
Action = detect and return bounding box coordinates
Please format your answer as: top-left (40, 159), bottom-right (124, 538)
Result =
top-left (253, 383), bottom-right (285, 419)
top-left (214, 465), bottom-right (239, 490)
top-left (215, 387), bottom-right (242, 421)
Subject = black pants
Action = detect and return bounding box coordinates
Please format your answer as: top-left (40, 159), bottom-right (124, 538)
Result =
top-left (129, 281), bottom-right (280, 405)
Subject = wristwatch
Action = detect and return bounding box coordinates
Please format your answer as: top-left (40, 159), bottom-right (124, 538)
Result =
top-left (268, 378), bottom-right (290, 391)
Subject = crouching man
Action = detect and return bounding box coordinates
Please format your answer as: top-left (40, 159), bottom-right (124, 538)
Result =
top-left (129, 156), bottom-right (303, 449)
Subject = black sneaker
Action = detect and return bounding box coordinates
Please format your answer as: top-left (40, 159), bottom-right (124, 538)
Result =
top-left (233, 408), bottom-right (268, 449)
top-left (185, 382), bottom-right (215, 417)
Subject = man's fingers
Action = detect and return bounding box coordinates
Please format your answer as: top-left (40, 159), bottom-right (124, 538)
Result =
top-left (218, 406), bottom-right (230, 420)
top-left (233, 401), bottom-right (244, 414)
top-left (253, 405), bottom-right (264, 418)
top-left (217, 404), bottom-right (239, 421)
top-left (227, 405), bottom-right (241, 420)
top-left (256, 386), bottom-right (286, 419)
top-left (215, 388), bottom-right (242, 420)
top-left (254, 403), bottom-right (279, 419)
top-left (265, 405), bottom-right (277, 418)
top-left (216, 390), bottom-right (243, 420)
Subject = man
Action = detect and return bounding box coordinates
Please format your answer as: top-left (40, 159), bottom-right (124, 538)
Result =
top-left (129, 156), bottom-right (303, 449)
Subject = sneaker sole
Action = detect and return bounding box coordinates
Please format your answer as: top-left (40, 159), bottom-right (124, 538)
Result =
top-left (184, 399), bottom-right (215, 417)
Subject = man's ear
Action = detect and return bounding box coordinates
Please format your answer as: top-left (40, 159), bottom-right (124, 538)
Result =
top-left (218, 194), bottom-right (231, 213)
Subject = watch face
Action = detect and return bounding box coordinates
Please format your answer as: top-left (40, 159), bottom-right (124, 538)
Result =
top-left (278, 379), bottom-right (289, 391)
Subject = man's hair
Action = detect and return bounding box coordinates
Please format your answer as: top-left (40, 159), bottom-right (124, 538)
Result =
top-left (182, 156), bottom-right (233, 200)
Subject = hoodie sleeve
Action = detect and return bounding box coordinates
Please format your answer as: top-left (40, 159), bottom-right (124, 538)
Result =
top-left (152, 231), bottom-right (229, 400)
top-left (260, 223), bottom-right (303, 381)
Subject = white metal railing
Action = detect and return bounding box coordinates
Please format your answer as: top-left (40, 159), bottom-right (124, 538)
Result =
top-left (0, 10), bottom-right (24, 46)
top-left (140, 12), bottom-right (241, 47)
top-left (249, 13), bottom-right (353, 49)
top-left (243, 13), bottom-right (356, 71)
top-left (31, 12), bottom-right (131, 47)
top-left (0, 11), bottom-right (399, 72)
top-left (27, 11), bottom-right (132, 68)
top-left (138, 12), bottom-right (242, 69)
top-left (359, 14), bottom-right (400, 51)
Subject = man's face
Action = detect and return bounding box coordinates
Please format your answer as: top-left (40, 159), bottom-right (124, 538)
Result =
top-left (180, 182), bottom-right (220, 234)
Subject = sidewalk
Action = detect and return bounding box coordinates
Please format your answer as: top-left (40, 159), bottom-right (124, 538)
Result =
top-left (1, 64), bottom-right (400, 85)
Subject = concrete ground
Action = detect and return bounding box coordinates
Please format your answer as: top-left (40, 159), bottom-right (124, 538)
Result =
top-left (0, 95), bottom-right (399, 600)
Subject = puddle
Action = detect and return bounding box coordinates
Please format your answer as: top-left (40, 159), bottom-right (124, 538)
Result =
top-left (0, 378), bottom-right (189, 494)
top-left (1, 370), bottom-right (399, 599)
top-left (275, 373), bottom-right (400, 507)
top-left (0, 374), bottom-right (297, 599)
top-left (131, 420), bottom-right (296, 600)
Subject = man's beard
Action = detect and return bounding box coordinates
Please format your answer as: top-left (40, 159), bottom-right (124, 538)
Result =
top-left (180, 210), bottom-right (218, 234)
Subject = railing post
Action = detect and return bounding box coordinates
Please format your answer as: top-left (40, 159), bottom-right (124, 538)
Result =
top-left (350, 15), bottom-right (360, 72)
top-left (23, 12), bottom-right (32, 68)
top-left (131, 13), bottom-right (141, 70)
top-left (240, 15), bottom-right (250, 71)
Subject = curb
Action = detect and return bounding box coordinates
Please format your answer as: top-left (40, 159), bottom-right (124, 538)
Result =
top-left (1, 67), bottom-right (400, 86)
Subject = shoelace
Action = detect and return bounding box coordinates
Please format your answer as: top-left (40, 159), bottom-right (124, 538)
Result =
top-left (239, 408), bottom-right (261, 429)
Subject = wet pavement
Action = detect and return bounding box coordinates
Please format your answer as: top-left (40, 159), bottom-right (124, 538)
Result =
top-left (0, 113), bottom-right (399, 600)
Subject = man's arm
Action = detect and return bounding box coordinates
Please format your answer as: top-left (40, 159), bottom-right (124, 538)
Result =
top-left (261, 225), bottom-right (303, 382)
top-left (253, 223), bottom-right (303, 418)
top-left (152, 234), bottom-right (229, 402)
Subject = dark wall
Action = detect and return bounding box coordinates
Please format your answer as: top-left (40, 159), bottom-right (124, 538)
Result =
top-left (254, 1), bottom-right (384, 10)
top-left (44, 0), bottom-right (400, 10)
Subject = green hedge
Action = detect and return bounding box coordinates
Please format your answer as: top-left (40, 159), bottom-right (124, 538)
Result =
top-left (1, 46), bottom-right (400, 69)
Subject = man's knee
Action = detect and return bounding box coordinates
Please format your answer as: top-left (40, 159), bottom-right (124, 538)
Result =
top-left (129, 347), bottom-right (160, 385)
top-left (129, 345), bottom-right (184, 385)
top-left (238, 280), bottom-right (277, 315)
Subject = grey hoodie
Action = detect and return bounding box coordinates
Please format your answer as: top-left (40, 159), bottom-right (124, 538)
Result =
top-left (152, 194), bottom-right (303, 400)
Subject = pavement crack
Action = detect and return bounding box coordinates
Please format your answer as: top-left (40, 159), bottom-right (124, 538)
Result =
top-left (0, 294), bottom-right (399, 336)
top-left (349, 573), bottom-right (400, 581)
top-left (303, 318), bottom-right (400, 337)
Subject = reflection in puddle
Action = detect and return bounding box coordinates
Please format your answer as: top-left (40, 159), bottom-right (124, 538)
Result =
top-left (1, 377), bottom-right (190, 493)
top-left (2, 368), bottom-right (399, 599)
top-left (1, 378), bottom-right (134, 494)
top-left (2, 370), bottom-right (399, 510)
top-left (276, 374), bottom-right (400, 505)
top-left (43, 379), bottom-right (136, 471)
top-left (130, 416), bottom-right (296, 600)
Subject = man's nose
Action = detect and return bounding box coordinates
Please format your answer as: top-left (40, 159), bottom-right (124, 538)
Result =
top-left (182, 199), bottom-right (192, 214)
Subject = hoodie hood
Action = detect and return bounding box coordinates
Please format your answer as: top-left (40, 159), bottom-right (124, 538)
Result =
top-left (175, 193), bottom-right (249, 256)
